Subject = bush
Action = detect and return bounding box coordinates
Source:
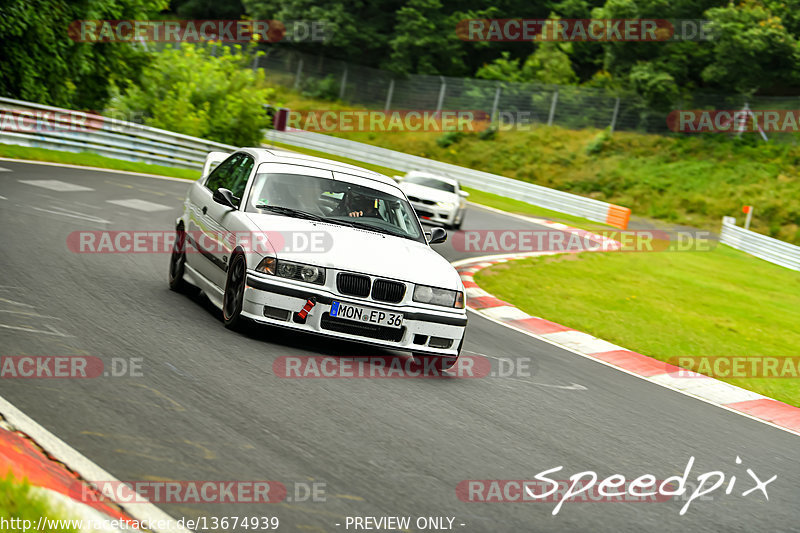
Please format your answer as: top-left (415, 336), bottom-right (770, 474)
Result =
top-left (436, 130), bottom-right (465, 148)
top-left (585, 128), bottom-right (611, 155)
top-left (109, 43), bottom-right (274, 147)
top-left (301, 75), bottom-right (340, 101)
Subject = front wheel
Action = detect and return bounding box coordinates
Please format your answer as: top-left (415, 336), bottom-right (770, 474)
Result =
top-left (452, 210), bottom-right (465, 230)
top-left (168, 227), bottom-right (187, 291)
top-left (223, 253), bottom-right (247, 330)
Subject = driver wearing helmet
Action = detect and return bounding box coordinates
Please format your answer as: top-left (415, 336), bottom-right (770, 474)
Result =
top-left (343, 190), bottom-right (379, 218)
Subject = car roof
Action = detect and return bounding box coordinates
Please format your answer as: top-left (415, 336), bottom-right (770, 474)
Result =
top-left (239, 147), bottom-right (398, 188)
top-left (405, 170), bottom-right (459, 186)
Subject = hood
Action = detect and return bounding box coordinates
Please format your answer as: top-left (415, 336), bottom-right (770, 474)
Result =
top-left (398, 182), bottom-right (458, 204)
top-left (244, 213), bottom-right (461, 290)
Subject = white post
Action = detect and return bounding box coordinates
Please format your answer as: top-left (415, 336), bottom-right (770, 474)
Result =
top-left (490, 85), bottom-right (501, 124)
top-left (293, 59), bottom-right (304, 90)
top-left (435, 76), bottom-right (446, 116)
top-left (339, 65), bottom-right (348, 100)
top-left (384, 79), bottom-right (395, 112)
top-left (609, 97), bottom-right (620, 133)
top-left (547, 89), bottom-right (558, 126)
top-left (745, 206), bottom-right (754, 230)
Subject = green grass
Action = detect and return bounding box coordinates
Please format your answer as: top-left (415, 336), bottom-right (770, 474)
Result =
top-left (265, 140), bottom-right (403, 176)
top-left (0, 472), bottom-right (79, 532)
top-left (463, 187), bottom-right (613, 231)
top-left (475, 245), bottom-right (800, 407)
top-left (273, 85), bottom-right (800, 244)
top-left (0, 144), bottom-right (200, 180)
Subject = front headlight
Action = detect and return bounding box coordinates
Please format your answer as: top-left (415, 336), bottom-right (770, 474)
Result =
top-left (413, 284), bottom-right (464, 308)
top-left (436, 201), bottom-right (457, 210)
top-left (256, 257), bottom-right (326, 285)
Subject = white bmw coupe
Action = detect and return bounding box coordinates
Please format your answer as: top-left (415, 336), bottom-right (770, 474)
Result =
top-left (395, 171), bottom-right (469, 229)
top-left (169, 148), bottom-right (467, 369)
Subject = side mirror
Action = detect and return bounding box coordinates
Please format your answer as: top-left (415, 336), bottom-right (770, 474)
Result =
top-left (427, 226), bottom-right (447, 245)
top-left (212, 188), bottom-right (237, 208)
top-left (458, 190), bottom-right (470, 198)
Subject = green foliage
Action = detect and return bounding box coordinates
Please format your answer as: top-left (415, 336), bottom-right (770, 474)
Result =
top-left (585, 127), bottom-right (611, 154)
top-left (0, 0), bottom-right (167, 109)
top-left (478, 126), bottom-right (498, 141)
top-left (436, 130), bottom-right (466, 148)
top-left (301, 75), bottom-right (340, 101)
top-left (1, 473), bottom-right (80, 532)
top-left (109, 43), bottom-right (274, 146)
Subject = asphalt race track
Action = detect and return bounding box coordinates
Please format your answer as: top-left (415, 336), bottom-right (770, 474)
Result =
top-left (0, 160), bottom-right (798, 532)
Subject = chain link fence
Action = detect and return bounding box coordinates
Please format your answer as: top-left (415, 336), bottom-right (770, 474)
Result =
top-left (256, 48), bottom-right (800, 141)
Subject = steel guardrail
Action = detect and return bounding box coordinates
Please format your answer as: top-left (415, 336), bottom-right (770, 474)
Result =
top-left (0, 97), bottom-right (236, 170)
top-left (720, 217), bottom-right (800, 271)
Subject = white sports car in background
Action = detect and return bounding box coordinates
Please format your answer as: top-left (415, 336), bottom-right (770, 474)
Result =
top-left (395, 171), bottom-right (469, 229)
top-left (169, 148), bottom-right (467, 369)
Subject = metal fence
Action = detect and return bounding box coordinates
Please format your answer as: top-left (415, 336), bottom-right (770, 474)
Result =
top-left (0, 97), bottom-right (236, 169)
top-left (265, 128), bottom-right (630, 228)
top-left (257, 48), bottom-right (800, 140)
top-left (720, 216), bottom-right (800, 271)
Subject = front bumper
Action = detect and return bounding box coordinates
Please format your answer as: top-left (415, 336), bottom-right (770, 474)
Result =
top-left (243, 272), bottom-right (467, 356)
top-left (411, 202), bottom-right (457, 225)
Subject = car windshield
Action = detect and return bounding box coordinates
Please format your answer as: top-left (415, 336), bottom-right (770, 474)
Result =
top-left (246, 172), bottom-right (426, 242)
top-left (404, 175), bottom-right (456, 193)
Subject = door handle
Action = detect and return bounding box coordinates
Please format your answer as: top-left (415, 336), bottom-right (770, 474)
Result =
top-left (202, 206), bottom-right (208, 215)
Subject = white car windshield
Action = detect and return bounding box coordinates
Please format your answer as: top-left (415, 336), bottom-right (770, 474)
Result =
top-left (246, 172), bottom-right (426, 242)
top-left (404, 175), bottom-right (456, 193)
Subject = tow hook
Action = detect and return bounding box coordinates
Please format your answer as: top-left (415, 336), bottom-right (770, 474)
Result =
top-left (293, 298), bottom-right (316, 324)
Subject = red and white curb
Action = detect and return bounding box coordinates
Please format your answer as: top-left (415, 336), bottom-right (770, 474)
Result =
top-left (0, 395), bottom-right (191, 532)
top-left (452, 248), bottom-right (800, 438)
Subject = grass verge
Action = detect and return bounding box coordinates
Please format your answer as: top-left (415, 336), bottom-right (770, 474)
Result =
top-left (0, 144), bottom-right (200, 180)
top-left (475, 245), bottom-right (800, 407)
top-left (0, 472), bottom-right (79, 532)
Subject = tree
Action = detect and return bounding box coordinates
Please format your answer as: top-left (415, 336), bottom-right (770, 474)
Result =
top-left (109, 43), bottom-right (274, 146)
top-left (0, 0), bottom-right (167, 110)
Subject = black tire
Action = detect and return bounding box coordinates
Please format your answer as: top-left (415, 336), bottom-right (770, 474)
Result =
top-left (223, 253), bottom-right (247, 329)
top-left (168, 226), bottom-right (187, 291)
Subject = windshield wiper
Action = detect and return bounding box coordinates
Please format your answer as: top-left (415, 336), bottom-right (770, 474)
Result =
top-left (329, 218), bottom-right (407, 238)
top-left (255, 205), bottom-right (325, 221)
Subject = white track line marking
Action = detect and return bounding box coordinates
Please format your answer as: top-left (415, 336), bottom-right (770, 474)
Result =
top-left (0, 157), bottom-right (196, 183)
top-left (107, 198), bottom-right (171, 212)
top-left (0, 323), bottom-right (72, 337)
top-left (0, 309), bottom-right (61, 319)
top-left (30, 206), bottom-right (111, 224)
top-left (0, 166), bottom-right (11, 172)
top-left (18, 179), bottom-right (94, 192)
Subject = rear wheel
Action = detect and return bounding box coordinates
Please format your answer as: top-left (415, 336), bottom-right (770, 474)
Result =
top-left (168, 226), bottom-right (187, 291)
top-left (223, 253), bottom-right (247, 329)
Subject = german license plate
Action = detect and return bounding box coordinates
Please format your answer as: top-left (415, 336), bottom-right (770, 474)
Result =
top-left (330, 301), bottom-right (403, 328)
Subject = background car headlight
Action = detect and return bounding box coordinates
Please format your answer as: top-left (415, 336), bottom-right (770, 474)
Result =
top-left (256, 257), bottom-right (325, 285)
top-left (436, 201), bottom-right (457, 210)
top-left (413, 284), bottom-right (461, 307)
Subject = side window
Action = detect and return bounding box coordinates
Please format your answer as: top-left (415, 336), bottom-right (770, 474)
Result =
top-left (228, 155), bottom-right (254, 203)
top-left (205, 154), bottom-right (241, 192)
